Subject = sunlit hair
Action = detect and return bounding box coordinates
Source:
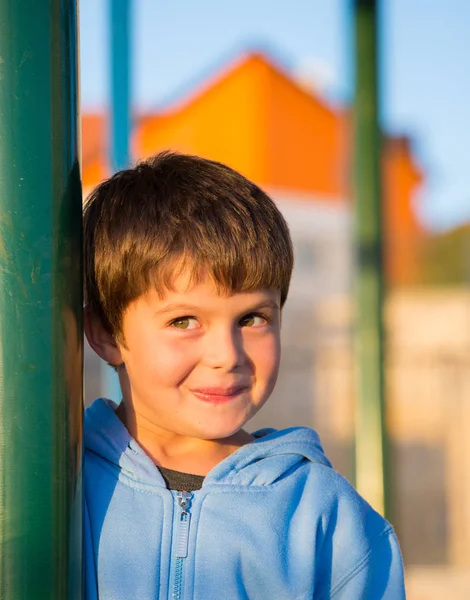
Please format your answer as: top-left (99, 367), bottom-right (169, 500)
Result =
top-left (83, 151), bottom-right (294, 341)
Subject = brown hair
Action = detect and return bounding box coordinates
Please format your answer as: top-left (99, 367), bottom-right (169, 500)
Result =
top-left (83, 151), bottom-right (293, 340)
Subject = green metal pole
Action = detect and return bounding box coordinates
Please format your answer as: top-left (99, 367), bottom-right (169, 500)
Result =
top-left (352, 0), bottom-right (389, 517)
top-left (0, 1), bottom-right (83, 599)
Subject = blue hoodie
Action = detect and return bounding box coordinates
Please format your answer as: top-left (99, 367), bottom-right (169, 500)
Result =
top-left (84, 399), bottom-right (405, 599)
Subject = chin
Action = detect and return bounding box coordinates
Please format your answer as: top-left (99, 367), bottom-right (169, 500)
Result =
top-left (191, 413), bottom-right (252, 441)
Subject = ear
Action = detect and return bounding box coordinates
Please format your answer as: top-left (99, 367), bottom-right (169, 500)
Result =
top-left (84, 306), bottom-right (123, 367)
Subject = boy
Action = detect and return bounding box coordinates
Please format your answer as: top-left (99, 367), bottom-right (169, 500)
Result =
top-left (83, 152), bottom-right (405, 599)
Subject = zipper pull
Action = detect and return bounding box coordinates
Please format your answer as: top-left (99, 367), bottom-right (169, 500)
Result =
top-left (176, 492), bottom-right (192, 558)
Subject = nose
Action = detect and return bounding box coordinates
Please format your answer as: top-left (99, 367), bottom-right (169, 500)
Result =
top-left (202, 326), bottom-right (245, 371)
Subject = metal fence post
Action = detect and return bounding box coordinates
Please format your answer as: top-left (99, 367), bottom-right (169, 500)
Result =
top-left (352, 0), bottom-right (389, 517)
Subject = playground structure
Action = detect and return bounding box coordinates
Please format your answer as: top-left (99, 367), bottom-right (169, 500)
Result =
top-left (0, 1), bottom-right (390, 597)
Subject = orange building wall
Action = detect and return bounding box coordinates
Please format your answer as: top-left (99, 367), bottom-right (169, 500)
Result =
top-left (82, 114), bottom-right (108, 192)
top-left (383, 138), bottom-right (425, 285)
top-left (136, 55), bottom-right (268, 183)
top-left (137, 54), bottom-right (347, 200)
top-left (264, 61), bottom-right (346, 197)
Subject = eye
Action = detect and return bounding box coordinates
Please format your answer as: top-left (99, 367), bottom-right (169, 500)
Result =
top-left (170, 316), bottom-right (200, 330)
top-left (239, 313), bottom-right (268, 328)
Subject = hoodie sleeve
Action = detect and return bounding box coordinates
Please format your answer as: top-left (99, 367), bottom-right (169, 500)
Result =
top-left (329, 529), bottom-right (406, 599)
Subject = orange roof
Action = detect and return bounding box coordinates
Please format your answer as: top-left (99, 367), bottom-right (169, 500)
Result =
top-left (136, 51), bottom-right (347, 199)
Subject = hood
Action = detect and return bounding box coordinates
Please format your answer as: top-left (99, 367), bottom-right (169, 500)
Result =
top-left (84, 398), bottom-right (332, 488)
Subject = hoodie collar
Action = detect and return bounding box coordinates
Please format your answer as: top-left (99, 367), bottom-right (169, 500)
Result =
top-left (85, 398), bottom-right (331, 488)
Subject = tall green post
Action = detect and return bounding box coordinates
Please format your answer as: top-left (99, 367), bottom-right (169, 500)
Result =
top-left (352, 0), bottom-right (389, 517)
top-left (0, 1), bottom-right (83, 599)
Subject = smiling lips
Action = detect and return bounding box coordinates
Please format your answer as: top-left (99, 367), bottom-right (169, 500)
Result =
top-left (191, 386), bottom-right (249, 405)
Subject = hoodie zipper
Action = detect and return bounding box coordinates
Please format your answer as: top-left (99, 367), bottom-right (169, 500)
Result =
top-left (172, 491), bottom-right (192, 600)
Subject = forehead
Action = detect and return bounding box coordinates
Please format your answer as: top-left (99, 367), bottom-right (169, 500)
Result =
top-left (152, 261), bottom-right (278, 300)
top-left (153, 278), bottom-right (279, 307)
top-left (126, 276), bottom-right (280, 318)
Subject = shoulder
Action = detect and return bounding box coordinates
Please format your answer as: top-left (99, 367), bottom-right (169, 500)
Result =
top-left (298, 458), bottom-right (392, 549)
top-left (298, 465), bottom-right (404, 598)
top-left (251, 425), bottom-right (395, 555)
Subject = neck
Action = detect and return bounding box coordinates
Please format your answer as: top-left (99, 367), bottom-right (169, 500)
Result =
top-left (116, 402), bottom-right (254, 475)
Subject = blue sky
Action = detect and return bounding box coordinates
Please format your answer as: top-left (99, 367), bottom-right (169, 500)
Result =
top-left (80, 0), bottom-right (470, 232)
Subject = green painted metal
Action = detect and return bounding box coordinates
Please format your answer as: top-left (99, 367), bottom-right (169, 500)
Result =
top-left (352, 0), bottom-right (389, 517)
top-left (0, 1), bottom-right (82, 598)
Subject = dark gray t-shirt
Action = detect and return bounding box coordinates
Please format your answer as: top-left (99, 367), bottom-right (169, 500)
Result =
top-left (158, 466), bottom-right (205, 491)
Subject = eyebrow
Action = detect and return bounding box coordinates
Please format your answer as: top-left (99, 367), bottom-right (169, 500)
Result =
top-left (153, 300), bottom-right (280, 318)
top-left (249, 301), bottom-right (280, 312)
top-left (154, 303), bottom-right (202, 317)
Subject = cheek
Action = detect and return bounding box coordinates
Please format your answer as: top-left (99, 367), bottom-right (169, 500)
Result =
top-left (123, 333), bottom-right (199, 386)
top-left (248, 334), bottom-right (281, 381)
top-left (266, 340), bottom-right (281, 383)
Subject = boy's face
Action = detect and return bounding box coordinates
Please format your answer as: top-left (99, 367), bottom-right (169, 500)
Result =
top-left (116, 272), bottom-right (281, 442)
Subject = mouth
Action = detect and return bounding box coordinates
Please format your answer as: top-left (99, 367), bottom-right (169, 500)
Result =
top-left (190, 386), bottom-right (249, 405)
